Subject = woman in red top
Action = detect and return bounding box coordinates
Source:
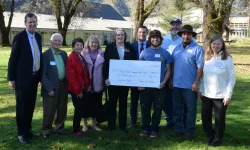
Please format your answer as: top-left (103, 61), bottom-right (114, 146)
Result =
top-left (66, 38), bottom-right (91, 136)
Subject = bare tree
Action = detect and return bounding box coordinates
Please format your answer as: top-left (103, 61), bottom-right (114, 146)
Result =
top-left (49, 0), bottom-right (83, 46)
top-left (0, 0), bottom-right (15, 47)
top-left (133, 0), bottom-right (160, 41)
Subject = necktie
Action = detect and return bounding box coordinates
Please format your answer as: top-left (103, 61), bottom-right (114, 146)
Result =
top-left (32, 35), bottom-right (40, 71)
top-left (140, 42), bottom-right (144, 53)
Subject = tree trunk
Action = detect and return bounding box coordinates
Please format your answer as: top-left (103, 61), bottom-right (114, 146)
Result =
top-left (0, 0), bottom-right (15, 47)
top-left (132, 0), bottom-right (160, 42)
top-left (202, 0), bottom-right (234, 50)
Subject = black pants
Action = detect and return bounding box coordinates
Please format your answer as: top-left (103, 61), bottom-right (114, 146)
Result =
top-left (82, 91), bottom-right (103, 118)
top-left (201, 96), bottom-right (227, 142)
top-left (15, 74), bottom-right (39, 136)
top-left (130, 87), bottom-right (140, 125)
top-left (71, 92), bottom-right (85, 132)
top-left (140, 88), bottom-right (165, 132)
top-left (108, 86), bottom-right (129, 130)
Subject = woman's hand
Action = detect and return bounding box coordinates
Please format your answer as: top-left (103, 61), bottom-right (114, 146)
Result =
top-left (159, 82), bottom-right (166, 89)
top-left (77, 93), bottom-right (83, 98)
top-left (198, 92), bottom-right (202, 99)
top-left (105, 79), bottom-right (110, 86)
top-left (223, 97), bottom-right (231, 106)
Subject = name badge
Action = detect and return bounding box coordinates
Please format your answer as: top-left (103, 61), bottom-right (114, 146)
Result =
top-left (214, 61), bottom-right (222, 67)
top-left (50, 61), bottom-right (56, 66)
top-left (187, 50), bottom-right (192, 53)
top-left (155, 54), bottom-right (160, 58)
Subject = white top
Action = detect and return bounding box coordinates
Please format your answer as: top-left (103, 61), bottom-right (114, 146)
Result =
top-left (199, 53), bottom-right (236, 99)
top-left (117, 46), bottom-right (124, 60)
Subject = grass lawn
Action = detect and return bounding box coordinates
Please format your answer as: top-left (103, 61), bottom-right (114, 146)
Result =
top-left (0, 43), bottom-right (250, 150)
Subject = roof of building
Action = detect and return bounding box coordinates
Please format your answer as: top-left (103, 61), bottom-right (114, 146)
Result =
top-left (4, 12), bottom-right (132, 31)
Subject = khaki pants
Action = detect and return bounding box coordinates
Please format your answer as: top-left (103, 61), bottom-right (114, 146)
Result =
top-left (42, 82), bottom-right (68, 134)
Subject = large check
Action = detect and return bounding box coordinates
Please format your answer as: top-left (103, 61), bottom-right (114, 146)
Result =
top-left (109, 60), bottom-right (161, 88)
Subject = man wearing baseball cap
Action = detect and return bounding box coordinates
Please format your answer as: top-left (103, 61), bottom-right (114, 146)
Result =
top-left (161, 18), bottom-right (182, 129)
top-left (171, 24), bottom-right (204, 139)
top-left (138, 30), bottom-right (172, 137)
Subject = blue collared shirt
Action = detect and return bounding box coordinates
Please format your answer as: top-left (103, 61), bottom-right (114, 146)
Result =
top-left (172, 41), bottom-right (204, 89)
top-left (162, 34), bottom-right (197, 55)
top-left (26, 29), bottom-right (40, 72)
top-left (162, 34), bottom-right (182, 54)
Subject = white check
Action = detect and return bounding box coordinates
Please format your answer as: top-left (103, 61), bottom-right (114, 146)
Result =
top-left (109, 60), bottom-right (161, 88)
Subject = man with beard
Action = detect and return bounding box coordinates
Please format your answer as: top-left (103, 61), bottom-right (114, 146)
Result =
top-left (129, 26), bottom-right (150, 128)
top-left (138, 30), bottom-right (172, 137)
top-left (171, 25), bottom-right (204, 139)
top-left (161, 18), bottom-right (182, 129)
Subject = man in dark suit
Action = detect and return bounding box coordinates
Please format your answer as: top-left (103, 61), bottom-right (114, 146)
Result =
top-left (8, 13), bottom-right (42, 144)
top-left (129, 26), bottom-right (150, 128)
top-left (41, 33), bottom-right (68, 138)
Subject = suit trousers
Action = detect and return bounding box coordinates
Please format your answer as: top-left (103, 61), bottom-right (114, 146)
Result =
top-left (42, 82), bottom-right (68, 134)
top-left (201, 96), bottom-right (227, 142)
top-left (140, 88), bottom-right (165, 132)
top-left (15, 73), bottom-right (39, 136)
top-left (130, 87), bottom-right (140, 125)
top-left (108, 86), bottom-right (129, 130)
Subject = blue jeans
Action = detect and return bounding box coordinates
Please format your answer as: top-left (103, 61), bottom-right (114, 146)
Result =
top-left (172, 87), bottom-right (197, 136)
top-left (163, 86), bottom-right (173, 126)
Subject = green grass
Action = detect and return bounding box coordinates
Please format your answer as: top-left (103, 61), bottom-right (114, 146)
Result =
top-left (0, 46), bottom-right (250, 150)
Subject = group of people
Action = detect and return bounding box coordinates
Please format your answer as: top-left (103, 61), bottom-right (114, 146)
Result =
top-left (8, 13), bottom-right (236, 147)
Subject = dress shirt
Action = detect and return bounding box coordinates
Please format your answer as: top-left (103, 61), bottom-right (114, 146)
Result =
top-left (51, 48), bottom-right (65, 80)
top-left (137, 41), bottom-right (147, 55)
top-left (199, 52), bottom-right (236, 99)
top-left (172, 41), bottom-right (204, 89)
top-left (26, 29), bottom-right (41, 72)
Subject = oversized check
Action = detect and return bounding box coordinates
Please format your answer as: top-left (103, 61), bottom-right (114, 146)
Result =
top-left (109, 60), bottom-right (161, 88)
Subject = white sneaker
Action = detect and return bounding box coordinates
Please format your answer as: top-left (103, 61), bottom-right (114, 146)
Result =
top-left (82, 126), bottom-right (88, 132)
top-left (92, 125), bottom-right (102, 131)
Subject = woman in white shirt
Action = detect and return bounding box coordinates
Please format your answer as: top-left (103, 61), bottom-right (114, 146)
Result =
top-left (199, 35), bottom-right (236, 147)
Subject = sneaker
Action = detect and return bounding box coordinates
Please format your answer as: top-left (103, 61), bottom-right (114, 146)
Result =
top-left (140, 130), bottom-right (148, 136)
top-left (72, 131), bottom-right (83, 137)
top-left (92, 125), bottom-right (102, 131)
top-left (150, 131), bottom-right (157, 138)
top-left (82, 126), bottom-right (88, 132)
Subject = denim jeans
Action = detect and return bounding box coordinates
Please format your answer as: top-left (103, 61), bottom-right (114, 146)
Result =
top-left (172, 87), bottom-right (197, 136)
top-left (163, 86), bottom-right (173, 126)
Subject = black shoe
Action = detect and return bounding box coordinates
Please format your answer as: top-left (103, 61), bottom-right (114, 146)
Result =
top-left (55, 130), bottom-right (68, 135)
top-left (18, 136), bottom-right (30, 144)
top-left (207, 138), bottom-right (214, 145)
top-left (121, 129), bottom-right (128, 133)
top-left (170, 131), bottom-right (184, 137)
top-left (209, 141), bottom-right (221, 147)
top-left (184, 134), bottom-right (195, 140)
top-left (43, 134), bottom-right (50, 139)
top-left (26, 134), bottom-right (39, 140)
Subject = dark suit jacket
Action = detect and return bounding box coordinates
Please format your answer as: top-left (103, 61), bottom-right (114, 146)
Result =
top-left (8, 30), bottom-right (42, 86)
top-left (41, 48), bottom-right (68, 98)
top-left (131, 41), bottom-right (150, 59)
top-left (103, 42), bottom-right (137, 80)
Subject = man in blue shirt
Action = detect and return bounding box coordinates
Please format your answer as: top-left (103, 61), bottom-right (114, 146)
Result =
top-left (139, 30), bottom-right (172, 138)
top-left (129, 26), bottom-right (150, 128)
top-left (171, 25), bottom-right (204, 139)
top-left (161, 18), bottom-right (182, 129)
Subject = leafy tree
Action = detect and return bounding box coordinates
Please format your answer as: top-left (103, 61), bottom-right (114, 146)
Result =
top-left (0, 0), bottom-right (15, 47)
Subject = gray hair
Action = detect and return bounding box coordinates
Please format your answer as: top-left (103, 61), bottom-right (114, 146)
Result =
top-left (50, 33), bottom-right (63, 42)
